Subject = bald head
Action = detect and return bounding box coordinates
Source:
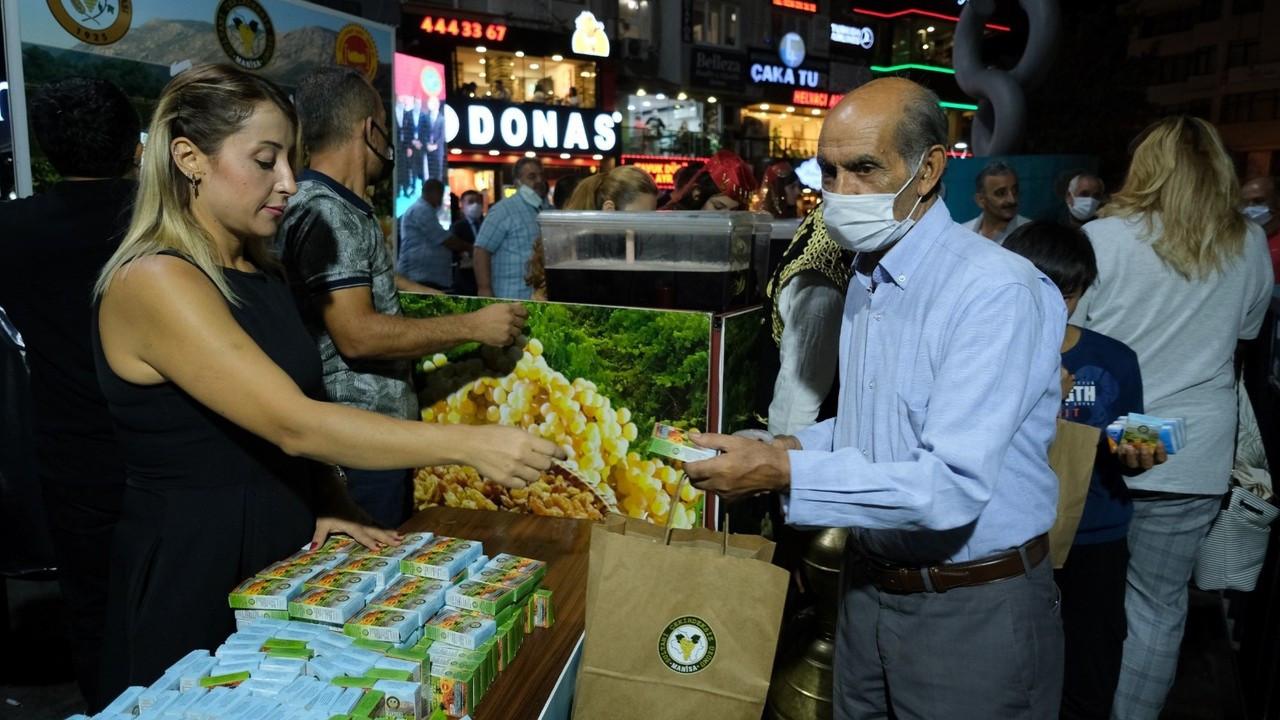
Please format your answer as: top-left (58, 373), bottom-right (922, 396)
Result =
top-left (818, 78), bottom-right (948, 221)
top-left (1242, 177), bottom-right (1277, 206)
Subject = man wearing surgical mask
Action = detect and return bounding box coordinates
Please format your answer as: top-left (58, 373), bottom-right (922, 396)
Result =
top-left (684, 77), bottom-right (1066, 720)
top-left (1241, 176), bottom-right (1280, 282)
top-left (449, 189), bottom-right (486, 295)
top-left (1064, 172), bottom-right (1105, 228)
top-left (475, 156), bottom-right (552, 299)
top-left (277, 67), bottom-right (528, 526)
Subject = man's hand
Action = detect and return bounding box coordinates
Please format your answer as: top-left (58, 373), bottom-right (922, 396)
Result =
top-left (684, 433), bottom-right (792, 503)
top-left (1113, 441), bottom-right (1168, 471)
top-left (469, 303), bottom-right (528, 346)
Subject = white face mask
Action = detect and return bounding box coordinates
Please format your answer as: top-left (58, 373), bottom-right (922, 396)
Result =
top-left (822, 153), bottom-right (927, 253)
top-left (517, 183), bottom-right (544, 208)
top-left (1244, 205), bottom-right (1272, 226)
top-left (464, 202), bottom-right (483, 220)
top-left (1069, 195), bottom-right (1099, 221)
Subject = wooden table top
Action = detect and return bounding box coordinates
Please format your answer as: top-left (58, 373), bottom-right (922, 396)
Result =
top-left (402, 507), bottom-right (592, 719)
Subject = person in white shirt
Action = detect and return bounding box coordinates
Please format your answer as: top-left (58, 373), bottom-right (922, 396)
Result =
top-left (962, 159), bottom-right (1030, 244)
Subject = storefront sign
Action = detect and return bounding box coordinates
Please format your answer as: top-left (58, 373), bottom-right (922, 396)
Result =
top-left (831, 22), bottom-right (875, 49)
top-left (791, 89), bottom-right (843, 108)
top-left (621, 155), bottom-right (710, 190)
top-left (418, 14), bottom-right (509, 42)
top-left (747, 49), bottom-right (824, 91)
top-left (772, 0), bottom-right (817, 12)
top-left (446, 100), bottom-right (619, 154)
top-left (570, 11), bottom-right (610, 58)
top-left (690, 48), bottom-right (746, 91)
top-left (749, 62), bottom-right (820, 87)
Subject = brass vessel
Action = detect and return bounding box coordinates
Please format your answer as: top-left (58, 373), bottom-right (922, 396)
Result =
top-left (766, 528), bottom-right (848, 720)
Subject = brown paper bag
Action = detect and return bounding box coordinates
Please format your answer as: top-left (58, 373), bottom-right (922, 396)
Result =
top-left (573, 515), bottom-right (790, 720)
top-left (1047, 418), bottom-right (1101, 568)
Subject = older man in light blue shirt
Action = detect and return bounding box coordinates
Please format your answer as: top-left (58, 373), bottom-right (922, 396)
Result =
top-left (687, 78), bottom-right (1066, 719)
top-left (474, 157), bottom-right (551, 299)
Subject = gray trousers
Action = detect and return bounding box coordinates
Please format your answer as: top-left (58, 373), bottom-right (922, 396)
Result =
top-left (835, 545), bottom-right (1064, 720)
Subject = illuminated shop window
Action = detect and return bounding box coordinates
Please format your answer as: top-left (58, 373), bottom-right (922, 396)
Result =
top-left (456, 47), bottom-right (597, 107)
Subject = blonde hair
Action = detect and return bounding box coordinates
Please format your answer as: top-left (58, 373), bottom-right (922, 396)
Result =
top-left (94, 64), bottom-right (298, 304)
top-left (563, 165), bottom-right (658, 211)
top-left (1100, 116), bottom-right (1247, 279)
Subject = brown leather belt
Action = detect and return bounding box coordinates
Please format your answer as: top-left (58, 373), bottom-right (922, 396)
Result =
top-left (860, 533), bottom-right (1050, 594)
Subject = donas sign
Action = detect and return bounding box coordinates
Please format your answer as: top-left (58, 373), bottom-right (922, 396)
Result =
top-left (445, 100), bottom-right (619, 155)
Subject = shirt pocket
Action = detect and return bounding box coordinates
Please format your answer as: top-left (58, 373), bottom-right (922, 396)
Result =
top-left (896, 391), bottom-right (929, 450)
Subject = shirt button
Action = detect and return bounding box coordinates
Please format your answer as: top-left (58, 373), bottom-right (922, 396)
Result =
top-left (874, 312), bottom-right (883, 321)
top-left (868, 380), bottom-right (875, 389)
top-left (898, 275), bottom-right (906, 283)
top-left (862, 448), bottom-right (870, 456)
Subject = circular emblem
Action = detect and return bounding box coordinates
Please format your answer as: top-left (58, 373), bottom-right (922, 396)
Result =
top-left (779, 32), bottom-right (806, 69)
top-left (46, 0), bottom-right (132, 45)
top-left (658, 616), bottom-right (716, 674)
top-left (335, 23), bottom-right (378, 82)
top-left (420, 65), bottom-right (445, 98)
top-left (215, 0), bottom-right (275, 70)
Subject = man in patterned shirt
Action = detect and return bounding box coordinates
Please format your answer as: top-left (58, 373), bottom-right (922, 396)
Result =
top-left (276, 66), bottom-right (527, 528)
top-left (474, 157), bottom-right (551, 299)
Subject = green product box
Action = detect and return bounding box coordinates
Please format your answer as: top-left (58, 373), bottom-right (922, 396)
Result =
top-left (228, 576), bottom-right (305, 611)
top-left (400, 537), bottom-right (483, 581)
top-left (423, 608), bottom-right (496, 650)
top-left (431, 668), bottom-right (475, 717)
top-left (479, 637), bottom-right (499, 680)
top-left (386, 644), bottom-right (429, 676)
top-left (351, 688), bottom-right (384, 718)
top-left (469, 565), bottom-right (542, 602)
top-left (331, 675), bottom-right (378, 689)
top-left (343, 607), bottom-right (422, 644)
top-left (365, 668), bottom-right (412, 682)
top-left (306, 569), bottom-right (377, 595)
top-left (533, 588), bottom-right (554, 629)
top-left (445, 579), bottom-right (516, 616)
top-left (288, 586), bottom-right (366, 625)
top-left (265, 646), bottom-right (314, 660)
top-left (484, 553), bottom-right (547, 581)
top-left (352, 637), bottom-right (394, 653)
top-left (261, 638), bottom-right (308, 651)
top-left (199, 670), bottom-right (250, 688)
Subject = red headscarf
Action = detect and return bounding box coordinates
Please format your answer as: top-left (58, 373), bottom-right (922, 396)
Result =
top-left (665, 149), bottom-right (758, 209)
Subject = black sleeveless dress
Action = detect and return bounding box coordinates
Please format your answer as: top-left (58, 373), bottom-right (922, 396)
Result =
top-left (93, 252), bottom-right (323, 696)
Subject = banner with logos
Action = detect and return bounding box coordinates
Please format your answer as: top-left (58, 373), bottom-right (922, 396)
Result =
top-left (4, 0), bottom-right (394, 196)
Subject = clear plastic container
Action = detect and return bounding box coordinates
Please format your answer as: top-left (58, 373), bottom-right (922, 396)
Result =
top-left (537, 210), bottom-right (773, 311)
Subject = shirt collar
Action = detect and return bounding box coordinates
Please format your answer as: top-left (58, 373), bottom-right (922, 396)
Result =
top-left (869, 198), bottom-right (953, 291)
top-left (302, 168), bottom-right (373, 217)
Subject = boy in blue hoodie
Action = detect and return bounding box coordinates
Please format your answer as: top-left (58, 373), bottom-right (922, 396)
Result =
top-left (1005, 221), bottom-right (1145, 720)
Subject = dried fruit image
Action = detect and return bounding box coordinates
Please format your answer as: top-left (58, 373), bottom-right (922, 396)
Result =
top-left (402, 297), bottom-right (712, 529)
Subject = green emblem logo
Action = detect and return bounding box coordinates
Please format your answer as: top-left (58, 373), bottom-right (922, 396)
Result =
top-left (658, 615), bottom-right (715, 674)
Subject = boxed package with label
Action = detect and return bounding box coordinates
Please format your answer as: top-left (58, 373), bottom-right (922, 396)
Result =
top-left (368, 576), bottom-right (448, 626)
top-left (287, 586), bottom-right (366, 625)
top-left (343, 607), bottom-right (423, 644)
top-left (400, 537), bottom-right (484, 581)
top-left (445, 579), bottom-right (517, 616)
top-left (423, 607), bottom-right (496, 650)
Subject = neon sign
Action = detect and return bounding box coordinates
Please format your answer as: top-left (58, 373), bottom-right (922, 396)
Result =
top-left (792, 90), bottom-right (843, 108)
top-left (772, 0), bottom-right (817, 12)
top-left (621, 155), bottom-right (710, 190)
top-left (419, 16), bottom-right (508, 42)
top-left (831, 23), bottom-right (875, 49)
top-left (750, 63), bottom-right (820, 87)
top-left (447, 101), bottom-right (619, 154)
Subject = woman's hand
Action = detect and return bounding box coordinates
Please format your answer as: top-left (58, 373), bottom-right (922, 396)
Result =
top-left (311, 517), bottom-right (402, 552)
top-left (466, 426), bottom-right (567, 489)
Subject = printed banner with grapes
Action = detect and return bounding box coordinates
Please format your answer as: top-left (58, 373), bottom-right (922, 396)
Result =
top-left (401, 295), bottom-right (713, 529)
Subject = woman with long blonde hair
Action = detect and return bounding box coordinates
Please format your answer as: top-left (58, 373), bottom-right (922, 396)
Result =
top-left (1074, 115), bottom-right (1273, 719)
top-left (92, 64), bottom-right (561, 700)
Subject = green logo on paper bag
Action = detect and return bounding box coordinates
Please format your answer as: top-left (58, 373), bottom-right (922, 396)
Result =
top-left (659, 616), bottom-right (715, 674)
